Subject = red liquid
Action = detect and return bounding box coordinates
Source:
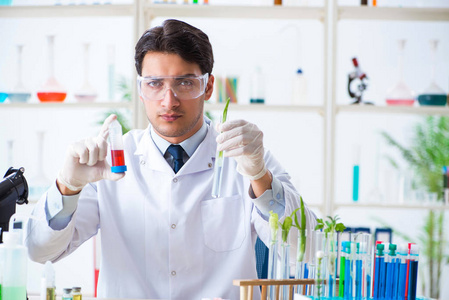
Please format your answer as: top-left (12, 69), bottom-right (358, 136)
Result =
top-left (37, 92), bottom-right (67, 102)
top-left (385, 99), bottom-right (415, 106)
top-left (111, 150), bottom-right (125, 166)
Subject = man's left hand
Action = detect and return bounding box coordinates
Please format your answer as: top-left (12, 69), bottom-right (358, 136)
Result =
top-left (216, 119), bottom-right (267, 180)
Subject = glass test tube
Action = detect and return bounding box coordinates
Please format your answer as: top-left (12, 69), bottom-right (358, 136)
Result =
top-left (212, 116), bottom-right (224, 198)
top-left (109, 120), bottom-right (127, 173)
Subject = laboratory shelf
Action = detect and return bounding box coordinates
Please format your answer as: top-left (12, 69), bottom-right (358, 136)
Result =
top-left (0, 4), bottom-right (134, 18)
top-left (336, 104), bottom-right (449, 116)
top-left (144, 4), bottom-right (325, 21)
top-left (204, 103), bottom-right (325, 115)
top-left (0, 102), bottom-right (132, 109)
top-left (337, 6), bottom-right (449, 22)
top-left (335, 202), bottom-right (449, 211)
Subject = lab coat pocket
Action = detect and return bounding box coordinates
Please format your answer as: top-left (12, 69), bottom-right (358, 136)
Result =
top-left (201, 195), bottom-right (246, 252)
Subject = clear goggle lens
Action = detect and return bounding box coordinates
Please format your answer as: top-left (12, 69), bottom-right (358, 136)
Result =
top-left (137, 73), bottom-right (209, 101)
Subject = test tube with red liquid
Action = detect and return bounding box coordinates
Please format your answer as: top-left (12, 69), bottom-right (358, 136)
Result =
top-left (109, 120), bottom-right (127, 173)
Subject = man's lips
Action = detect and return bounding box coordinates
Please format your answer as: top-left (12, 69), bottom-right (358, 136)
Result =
top-left (160, 114), bottom-right (181, 121)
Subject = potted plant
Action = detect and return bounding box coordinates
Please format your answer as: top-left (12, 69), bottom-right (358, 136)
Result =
top-left (381, 115), bottom-right (449, 299)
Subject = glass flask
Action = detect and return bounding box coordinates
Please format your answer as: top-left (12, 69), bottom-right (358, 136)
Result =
top-left (385, 40), bottom-right (415, 106)
top-left (37, 35), bottom-right (67, 102)
top-left (417, 40), bottom-right (447, 106)
top-left (74, 43), bottom-right (97, 103)
top-left (8, 45), bottom-right (31, 103)
top-left (28, 131), bottom-right (52, 200)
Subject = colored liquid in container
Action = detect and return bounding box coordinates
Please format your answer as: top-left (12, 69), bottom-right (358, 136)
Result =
top-left (8, 93), bottom-right (31, 103)
top-left (0, 92), bottom-right (7, 103)
top-left (37, 92), bottom-right (67, 102)
top-left (386, 99), bottom-right (415, 106)
top-left (74, 94), bottom-right (97, 103)
top-left (417, 94), bottom-right (447, 106)
top-left (111, 150), bottom-right (125, 167)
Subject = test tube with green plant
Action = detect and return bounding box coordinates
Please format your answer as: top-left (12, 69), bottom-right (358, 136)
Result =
top-left (279, 208), bottom-right (299, 300)
top-left (293, 196), bottom-right (307, 294)
top-left (211, 97), bottom-right (230, 198)
top-left (267, 210), bottom-right (279, 300)
top-left (315, 215), bottom-right (346, 299)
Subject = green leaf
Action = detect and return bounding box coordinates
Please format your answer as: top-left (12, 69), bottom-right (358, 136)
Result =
top-left (335, 223), bottom-right (346, 232)
top-left (218, 98), bottom-right (231, 160)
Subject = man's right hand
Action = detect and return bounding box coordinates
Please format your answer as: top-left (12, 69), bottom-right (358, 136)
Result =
top-left (56, 114), bottom-right (125, 194)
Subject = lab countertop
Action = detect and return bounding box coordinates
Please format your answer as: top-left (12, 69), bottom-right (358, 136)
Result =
top-left (29, 297), bottom-right (161, 300)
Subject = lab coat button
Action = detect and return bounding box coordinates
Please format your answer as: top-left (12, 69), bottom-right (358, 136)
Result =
top-left (171, 271), bottom-right (176, 276)
top-left (173, 178), bottom-right (178, 183)
top-left (208, 163), bottom-right (212, 168)
top-left (171, 224), bottom-right (176, 229)
top-left (269, 200), bottom-right (274, 206)
top-left (276, 193), bottom-right (281, 200)
top-left (140, 160), bottom-right (146, 165)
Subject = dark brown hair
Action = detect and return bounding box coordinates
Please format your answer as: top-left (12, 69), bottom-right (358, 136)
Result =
top-left (135, 19), bottom-right (214, 76)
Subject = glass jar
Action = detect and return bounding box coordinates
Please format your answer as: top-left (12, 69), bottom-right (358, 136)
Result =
top-left (72, 287), bottom-right (82, 300)
top-left (62, 288), bottom-right (72, 300)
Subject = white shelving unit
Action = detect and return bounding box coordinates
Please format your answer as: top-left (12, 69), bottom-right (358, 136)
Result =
top-left (1, 0), bottom-right (448, 216)
top-left (329, 2), bottom-right (449, 216)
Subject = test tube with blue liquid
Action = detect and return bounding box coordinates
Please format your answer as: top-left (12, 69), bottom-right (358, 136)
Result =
top-left (397, 244), bottom-right (408, 300)
top-left (109, 119), bottom-right (127, 173)
top-left (408, 244), bottom-right (419, 300)
top-left (385, 244), bottom-right (397, 299)
top-left (212, 98), bottom-right (230, 198)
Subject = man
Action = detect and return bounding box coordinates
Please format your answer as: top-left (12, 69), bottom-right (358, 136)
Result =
top-left (26, 19), bottom-right (317, 299)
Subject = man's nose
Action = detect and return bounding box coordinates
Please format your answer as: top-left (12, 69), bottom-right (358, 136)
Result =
top-left (160, 87), bottom-right (180, 108)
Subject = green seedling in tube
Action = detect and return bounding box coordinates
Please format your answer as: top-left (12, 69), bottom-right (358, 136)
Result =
top-left (211, 98), bottom-right (230, 198)
top-left (269, 210), bottom-right (279, 244)
top-left (293, 196), bottom-right (307, 262)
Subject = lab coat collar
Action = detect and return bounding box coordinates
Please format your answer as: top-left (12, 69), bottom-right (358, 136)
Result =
top-left (134, 117), bottom-right (218, 175)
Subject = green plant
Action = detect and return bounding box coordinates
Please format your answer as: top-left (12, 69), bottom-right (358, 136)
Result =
top-left (381, 116), bottom-right (449, 299)
top-left (292, 196), bottom-right (306, 262)
top-left (315, 215), bottom-right (346, 237)
top-left (97, 110), bottom-right (131, 134)
top-left (116, 75), bottom-right (132, 102)
top-left (279, 208), bottom-right (299, 244)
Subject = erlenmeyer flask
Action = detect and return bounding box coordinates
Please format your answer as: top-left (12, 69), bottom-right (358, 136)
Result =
top-left (8, 45), bottom-right (31, 103)
top-left (386, 40), bottom-right (415, 106)
top-left (37, 35), bottom-right (67, 102)
top-left (28, 131), bottom-right (52, 200)
top-left (74, 43), bottom-right (97, 102)
top-left (417, 40), bottom-right (447, 106)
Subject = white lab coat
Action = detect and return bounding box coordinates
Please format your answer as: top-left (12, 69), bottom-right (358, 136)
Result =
top-left (26, 120), bottom-right (317, 300)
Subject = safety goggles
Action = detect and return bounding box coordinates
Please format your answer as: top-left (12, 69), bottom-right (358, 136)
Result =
top-left (137, 73), bottom-right (209, 101)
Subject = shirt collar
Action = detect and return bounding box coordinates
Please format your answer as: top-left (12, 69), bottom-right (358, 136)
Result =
top-left (150, 120), bottom-right (208, 157)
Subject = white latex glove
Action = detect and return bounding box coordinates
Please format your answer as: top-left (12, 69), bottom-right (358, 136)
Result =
top-left (216, 119), bottom-right (267, 180)
top-left (57, 114), bottom-right (125, 192)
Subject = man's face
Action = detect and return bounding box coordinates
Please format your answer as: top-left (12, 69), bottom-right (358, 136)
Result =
top-left (140, 52), bottom-right (214, 144)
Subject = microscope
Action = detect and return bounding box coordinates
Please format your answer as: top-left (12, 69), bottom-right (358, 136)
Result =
top-left (0, 167), bottom-right (28, 243)
top-left (348, 57), bottom-right (373, 105)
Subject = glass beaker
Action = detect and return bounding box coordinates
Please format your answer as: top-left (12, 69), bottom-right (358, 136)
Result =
top-left (417, 40), bottom-right (447, 106)
top-left (385, 40), bottom-right (415, 106)
top-left (37, 35), bottom-right (67, 102)
top-left (74, 43), bottom-right (97, 103)
top-left (8, 45), bottom-right (31, 103)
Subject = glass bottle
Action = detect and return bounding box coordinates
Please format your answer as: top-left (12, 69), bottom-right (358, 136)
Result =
top-left (72, 287), bottom-right (82, 300)
top-left (74, 43), bottom-right (97, 103)
top-left (8, 45), bottom-right (31, 103)
top-left (37, 35), bottom-right (67, 102)
top-left (417, 40), bottom-right (447, 106)
top-left (250, 66), bottom-right (265, 104)
top-left (385, 40), bottom-right (415, 106)
top-left (62, 288), bottom-right (73, 300)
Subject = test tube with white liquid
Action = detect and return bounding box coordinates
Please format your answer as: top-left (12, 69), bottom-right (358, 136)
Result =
top-left (211, 98), bottom-right (230, 198)
top-left (109, 119), bottom-right (127, 173)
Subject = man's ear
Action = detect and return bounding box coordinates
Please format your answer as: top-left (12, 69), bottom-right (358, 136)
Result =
top-left (204, 74), bottom-right (214, 101)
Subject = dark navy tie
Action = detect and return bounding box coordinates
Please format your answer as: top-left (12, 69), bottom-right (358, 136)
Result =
top-left (167, 144), bottom-right (185, 173)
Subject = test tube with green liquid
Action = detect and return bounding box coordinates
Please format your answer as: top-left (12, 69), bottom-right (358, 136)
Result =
top-left (211, 98), bottom-right (230, 198)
